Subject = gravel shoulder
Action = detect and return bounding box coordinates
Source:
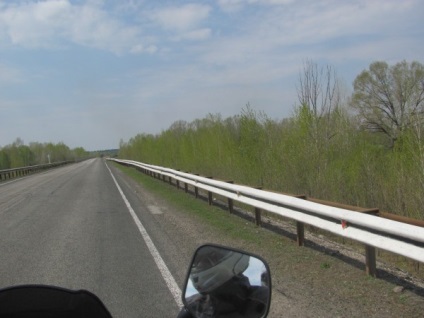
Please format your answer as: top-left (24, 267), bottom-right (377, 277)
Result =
top-left (111, 163), bottom-right (424, 318)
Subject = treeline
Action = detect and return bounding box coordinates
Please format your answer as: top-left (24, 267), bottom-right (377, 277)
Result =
top-left (119, 60), bottom-right (424, 220)
top-left (0, 138), bottom-right (90, 169)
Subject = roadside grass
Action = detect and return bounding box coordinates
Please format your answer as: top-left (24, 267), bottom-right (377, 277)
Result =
top-left (112, 164), bottom-right (338, 269)
top-left (113, 163), bottom-right (424, 316)
top-left (113, 163), bottom-right (291, 249)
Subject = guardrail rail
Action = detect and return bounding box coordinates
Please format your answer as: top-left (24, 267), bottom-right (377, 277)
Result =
top-left (110, 158), bottom-right (424, 277)
top-left (0, 161), bottom-right (73, 182)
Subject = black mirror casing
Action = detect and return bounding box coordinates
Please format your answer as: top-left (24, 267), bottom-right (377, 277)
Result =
top-left (182, 244), bottom-right (272, 318)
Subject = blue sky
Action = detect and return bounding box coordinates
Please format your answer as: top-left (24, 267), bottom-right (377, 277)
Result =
top-left (0, 0), bottom-right (423, 150)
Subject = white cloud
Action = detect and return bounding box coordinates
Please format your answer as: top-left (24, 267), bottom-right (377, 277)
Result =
top-left (218, 0), bottom-right (295, 12)
top-left (151, 3), bottom-right (211, 31)
top-left (0, 0), bottom-right (70, 47)
top-left (208, 0), bottom-right (421, 67)
top-left (175, 28), bottom-right (212, 41)
top-left (0, 0), bottom-right (150, 54)
top-left (217, 0), bottom-right (245, 12)
top-left (68, 3), bottom-right (142, 54)
top-left (130, 43), bottom-right (158, 54)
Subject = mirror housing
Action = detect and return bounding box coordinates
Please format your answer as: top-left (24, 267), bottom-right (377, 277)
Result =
top-left (182, 244), bottom-right (271, 318)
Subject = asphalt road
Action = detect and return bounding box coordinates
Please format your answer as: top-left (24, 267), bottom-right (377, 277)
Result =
top-left (0, 158), bottom-right (186, 318)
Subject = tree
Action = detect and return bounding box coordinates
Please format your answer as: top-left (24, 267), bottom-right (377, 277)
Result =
top-left (295, 60), bottom-right (346, 196)
top-left (297, 59), bottom-right (342, 118)
top-left (351, 60), bottom-right (424, 147)
top-left (296, 60), bottom-right (345, 146)
top-left (0, 150), bottom-right (10, 169)
top-left (72, 147), bottom-right (88, 160)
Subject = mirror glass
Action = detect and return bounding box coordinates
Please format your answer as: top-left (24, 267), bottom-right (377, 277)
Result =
top-left (183, 245), bottom-right (271, 318)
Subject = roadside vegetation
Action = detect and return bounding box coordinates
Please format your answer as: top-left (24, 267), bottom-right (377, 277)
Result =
top-left (0, 138), bottom-right (90, 169)
top-left (119, 60), bottom-right (424, 221)
top-left (113, 162), bottom-right (424, 316)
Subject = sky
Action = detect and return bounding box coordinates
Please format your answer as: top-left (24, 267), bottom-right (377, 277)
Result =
top-left (0, 0), bottom-right (423, 151)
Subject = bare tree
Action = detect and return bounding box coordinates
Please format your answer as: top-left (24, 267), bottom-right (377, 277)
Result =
top-left (297, 59), bottom-right (342, 118)
top-left (351, 60), bottom-right (424, 147)
top-left (295, 60), bottom-right (344, 196)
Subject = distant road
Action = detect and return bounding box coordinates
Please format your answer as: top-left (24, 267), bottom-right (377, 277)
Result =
top-left (0, 158), bottom-right (186, 317)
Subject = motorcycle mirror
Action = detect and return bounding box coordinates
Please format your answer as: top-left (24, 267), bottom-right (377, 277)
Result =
top-left (182, 244), bottom-right (271, 318)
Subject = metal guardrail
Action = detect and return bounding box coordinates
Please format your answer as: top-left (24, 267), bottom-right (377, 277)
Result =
top-left (0, 161), bottom-right (73, 182)
top-left (110, 158), bottom-right (424, 276)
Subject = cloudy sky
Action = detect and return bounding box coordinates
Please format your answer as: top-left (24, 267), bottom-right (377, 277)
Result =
top-left (0, 0), bottom-right (423, 150)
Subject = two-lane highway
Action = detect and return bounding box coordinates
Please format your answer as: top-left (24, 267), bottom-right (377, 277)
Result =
top-left (0, 158), bottom-right (183, 317)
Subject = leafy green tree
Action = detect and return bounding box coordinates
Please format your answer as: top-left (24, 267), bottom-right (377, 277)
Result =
top-left (72, 147), bottom-right (89, 161)
top-left (0, 139), bottom-right (88, 170)
top-left (29, 142), bottom-right (48, 164)
top-left (0, 150), bottom-right (10, 169)
top-left (5, 139), bottom-right (34, 168)
top-left (351, 60), bottom-right (424, 148)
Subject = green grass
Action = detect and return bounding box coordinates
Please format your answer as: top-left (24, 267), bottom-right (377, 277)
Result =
top-left (113, 163), bottom-right (371, 278)
top-left (113, 162), bottom-right (300, 252)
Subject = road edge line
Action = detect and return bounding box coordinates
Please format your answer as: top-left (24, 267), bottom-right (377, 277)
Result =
top-left (105, 162), bottom-right (183, 308)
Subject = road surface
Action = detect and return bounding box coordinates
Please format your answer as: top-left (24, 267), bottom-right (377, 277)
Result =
top-left (0, 158), bottom-right (187, 317)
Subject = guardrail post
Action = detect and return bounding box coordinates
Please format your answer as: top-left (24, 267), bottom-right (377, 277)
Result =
top-left (254, 187), bottom-right (262, 226)
top-left (296, 222), bottom-right (305, 246)
top-left (183, 171), bottom-right (189, 193)
top-left (176, 170), bottom-right (180, 189)
top-left (206, 177), bottom-right (213, 205)
top-left (365, 245), bottom-right (377, 277)
top-left (194, 174), bottom-right (199, 198)
top-left (296, 195), bottom-right (308, 246)
top-left (228, 199), bottom-right (234, 214)
top-left (255, 207), bottom-right (262, 226)
top-left (226, 181), bottom-right (234, 214)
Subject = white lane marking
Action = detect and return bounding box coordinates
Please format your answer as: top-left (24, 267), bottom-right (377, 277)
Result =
top-left (105, 163), bottom-right (183, 307)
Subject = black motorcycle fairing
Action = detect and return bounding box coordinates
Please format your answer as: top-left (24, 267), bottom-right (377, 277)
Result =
top-left (176, 307), bottom-right (193, 318)
top-left (0, 284), bottom-right (112, 318)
